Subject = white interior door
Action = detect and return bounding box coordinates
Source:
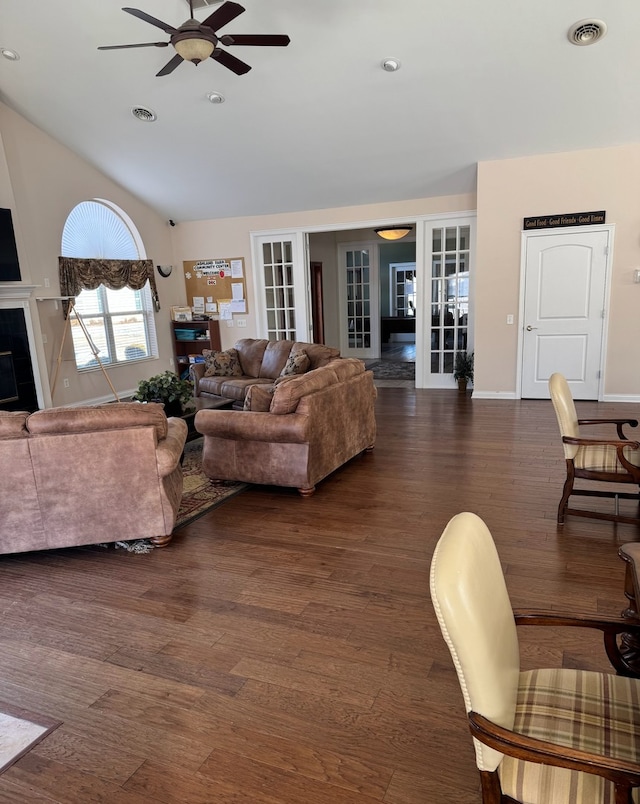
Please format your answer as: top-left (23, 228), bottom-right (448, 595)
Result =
top-left (520, 228), bottom-right (610, 399)
top-left (338, 243), bottom-right (379, 359)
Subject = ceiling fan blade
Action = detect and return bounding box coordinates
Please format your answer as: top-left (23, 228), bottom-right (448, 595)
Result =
top-left (219, 34), bottom-right (290, 47)
top-left (123, 8), bottom-right (177, 34)
top-left (211, 48), bottom-right (251, 75)
top-left (202, 2), bottom-right (245, 32)
top-left (98, 42), bottom-right (169, 50)
top-left (156, 53), bottom-right (184, 76)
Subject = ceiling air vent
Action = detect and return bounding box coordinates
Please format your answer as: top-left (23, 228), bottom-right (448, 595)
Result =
top-left (131, 106), bottom-right (157, 122)
top-left (568, 19), bottom-right (607, 46)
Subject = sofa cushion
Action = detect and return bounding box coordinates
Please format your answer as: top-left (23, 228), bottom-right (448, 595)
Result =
top-left (270, 366), bottom-right (338, 415)
top-left (259, 340), bottom-right (296, 379)
top-left (0, 411), bottom-right (29, 439)
top-left (243, 383), bottom-right (275, 412)
top-left (292, 342), bottom-right (340, 369)
top-left (26, 402), bottom-right (169, 440)
top-left (280, 348), bottom-right (310, 378)
top-left (234, 338), bottom-right (269, 377)
top-left (203, 348), bottom-right (243, 378)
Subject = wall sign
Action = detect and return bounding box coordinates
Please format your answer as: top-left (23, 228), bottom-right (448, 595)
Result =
top-left (523, 210), bottom-right (606, 230)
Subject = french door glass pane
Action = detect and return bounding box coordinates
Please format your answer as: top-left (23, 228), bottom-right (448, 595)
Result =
top-left (345, 248), bottom-right (372, 349)
top-left (263, 239), bottom-right (296, 340)
top-left (430, 226), bottom-right (470, 375)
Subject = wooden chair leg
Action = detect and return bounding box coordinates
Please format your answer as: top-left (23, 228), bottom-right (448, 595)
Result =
top-left (479, 770), bottom-right (504, 803)
top-left (557, 460), bottom-right (575, 524)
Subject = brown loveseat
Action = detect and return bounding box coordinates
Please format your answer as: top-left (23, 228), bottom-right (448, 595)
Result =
top-left (190, 338), bottom-right (341, 408)
top-left (0, 402), bottom-right (187, 555)
top-left (194, 355), bottom-right (377, 496)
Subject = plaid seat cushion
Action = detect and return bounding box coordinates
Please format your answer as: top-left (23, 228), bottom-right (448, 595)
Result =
top-left (574, 443), bottom-right (640, 473)
top-left (499, 669), bottom-right (640, 803)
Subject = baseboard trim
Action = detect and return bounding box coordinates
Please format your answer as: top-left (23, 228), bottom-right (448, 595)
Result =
top-left (602, 394), bottom-right (640, 403)
top-left (471, 391), bottom-right (518, 400)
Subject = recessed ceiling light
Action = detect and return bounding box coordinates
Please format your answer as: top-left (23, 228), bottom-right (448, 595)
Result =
top-left (568, 19), bottom-right (607, 46)
top-left (381, 58), bottom-right (400, 72)
top-left (131, 106), bottom-right (157, 122)
top-left (206, 92), bottom-right (225, 104)
top-left (1, 49), bottom-right (20, 61)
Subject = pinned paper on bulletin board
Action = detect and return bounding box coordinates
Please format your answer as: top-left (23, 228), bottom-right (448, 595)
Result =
top-left (182, 257), bottom-right (248, 316)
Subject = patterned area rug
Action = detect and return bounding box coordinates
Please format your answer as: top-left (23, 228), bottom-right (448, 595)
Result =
top-left (365, 360), bottom-right (415, 380)
top-left (0, 702), bottom-right (61, 774)
top-left (174, 438), bottom-right (247, 529)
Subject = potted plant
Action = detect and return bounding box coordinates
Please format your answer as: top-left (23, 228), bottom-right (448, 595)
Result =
top-left (133, 370), bottom-right (193, 416)
top-left (453, 351), bottom-right (474, 394)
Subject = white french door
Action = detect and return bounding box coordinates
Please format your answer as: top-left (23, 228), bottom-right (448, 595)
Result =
top-left (420, 218), bottom-right (475, 388)
top-left (338, 243), bottom-right (379, 359)
top-left (520, 228), bottom-right (611, 399)
top-left (251, 231), bottom-right (311, 342)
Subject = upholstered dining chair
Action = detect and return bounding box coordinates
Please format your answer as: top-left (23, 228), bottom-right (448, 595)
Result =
top-left (430, 511), bottom-right (640, 804)
top-left (549, 372), bottom-right (640, 525)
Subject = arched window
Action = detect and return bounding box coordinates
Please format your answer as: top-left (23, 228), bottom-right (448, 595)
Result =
top-left (61, 199), bottom-right (157, 369)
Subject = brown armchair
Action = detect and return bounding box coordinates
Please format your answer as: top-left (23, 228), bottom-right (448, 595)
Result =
top-left (549, 372), bottom-right (640, 525)
top-left (430, 512), bottom-right (640, 804)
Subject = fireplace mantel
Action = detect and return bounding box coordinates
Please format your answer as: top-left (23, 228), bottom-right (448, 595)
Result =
top-left (0, 283), bottom-right (38, 300)
top-left (0, 283), bottom-right (50, 409)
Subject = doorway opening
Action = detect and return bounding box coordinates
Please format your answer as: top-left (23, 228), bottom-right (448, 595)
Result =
top-left (381, 261), bottom-right (416, 364)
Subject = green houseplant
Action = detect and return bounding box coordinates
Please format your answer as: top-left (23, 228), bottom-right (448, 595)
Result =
top-left (453, 351), bottom-right (474, 394)
top-left (133, 371), bottom-right (193, 416)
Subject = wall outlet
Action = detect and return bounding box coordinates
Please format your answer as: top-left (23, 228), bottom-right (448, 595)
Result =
top-left (506, 314), bottom-right (514, 325)
top-left (63, 378), bottom-right (70, 388)
top-left (42, 334), bottom-right (47, 344)
top-left (44, 277), bottom-right (50, 288)
top-left (236, 318), bottom-right (247, 328)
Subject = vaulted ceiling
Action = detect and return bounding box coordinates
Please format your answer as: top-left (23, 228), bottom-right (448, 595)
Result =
top-left (1, 1), bottom-right (639, 222)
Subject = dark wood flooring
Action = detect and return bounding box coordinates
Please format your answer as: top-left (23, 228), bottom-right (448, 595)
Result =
top-left (1, 389), bottom-right (639, 802)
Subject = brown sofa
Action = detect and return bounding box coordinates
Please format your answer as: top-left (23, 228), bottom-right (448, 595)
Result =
top-left (194, 356), bottom-right (377, 496)
top-left (190, 338), bottom-right (341, 408)
top-left (0, 402), bottom-right (187, 555)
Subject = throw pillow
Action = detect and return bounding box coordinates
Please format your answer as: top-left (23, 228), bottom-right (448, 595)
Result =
top-left (203, 348), bottom-right (243, 378)
top-left (243, 384), bottom-right (274, 412)
top-left (279, 348), bottom-right (310, 378)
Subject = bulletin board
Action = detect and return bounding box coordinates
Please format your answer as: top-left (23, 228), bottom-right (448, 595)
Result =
top-left (182, 257), bottom-right (248, 319)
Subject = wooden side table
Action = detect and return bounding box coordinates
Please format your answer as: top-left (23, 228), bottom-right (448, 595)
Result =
top-left (618, 543), bottom-right (640, 673)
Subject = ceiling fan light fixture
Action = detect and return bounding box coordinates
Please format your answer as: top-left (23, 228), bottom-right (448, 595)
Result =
top-left (375, 225), bottom-right (413, 241)
top-left (173, 34), bottom-right (215, 64)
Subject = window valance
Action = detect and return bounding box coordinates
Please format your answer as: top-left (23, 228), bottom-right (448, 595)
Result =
top-left (58, 257), bottom-right (160, 316)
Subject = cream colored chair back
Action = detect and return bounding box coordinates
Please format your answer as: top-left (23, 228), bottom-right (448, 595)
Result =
top-left (549, 372), bottom-right (580, 460)
top-left (430, 512), bottom-right (520, 772)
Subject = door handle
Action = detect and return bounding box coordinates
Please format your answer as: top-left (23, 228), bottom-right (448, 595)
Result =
top-left (526, 325), bottom-right (538, 331)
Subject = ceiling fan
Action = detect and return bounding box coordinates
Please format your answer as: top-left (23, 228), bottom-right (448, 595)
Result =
top-left (98, 0), bottom-right (290, 77)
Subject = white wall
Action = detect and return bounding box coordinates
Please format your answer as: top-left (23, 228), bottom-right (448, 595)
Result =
top-left (476, 143), bottom-right (640, 398)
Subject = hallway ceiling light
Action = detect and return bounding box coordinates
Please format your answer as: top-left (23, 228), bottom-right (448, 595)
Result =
top-left (375, 225), bottom-right (412, 241)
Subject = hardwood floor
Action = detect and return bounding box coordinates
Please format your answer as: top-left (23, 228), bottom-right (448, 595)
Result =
top-left (1, 389), bottom-right (639, 802)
